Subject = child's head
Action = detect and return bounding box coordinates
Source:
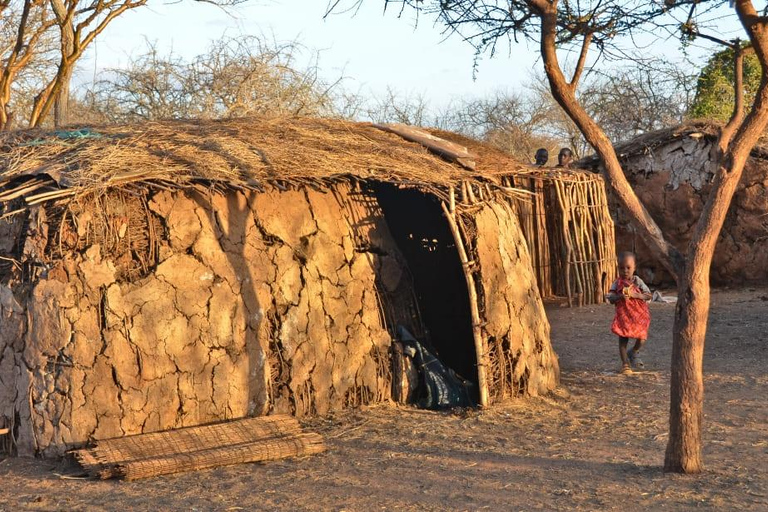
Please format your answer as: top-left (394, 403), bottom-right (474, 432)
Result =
top-left (618, 251), bottom-right (636, 279)
top-left (535, 148), bottom-right (549, 166)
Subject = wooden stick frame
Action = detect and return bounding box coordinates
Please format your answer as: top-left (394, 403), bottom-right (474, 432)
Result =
top-left (441, 187), bottom-right (489, 407)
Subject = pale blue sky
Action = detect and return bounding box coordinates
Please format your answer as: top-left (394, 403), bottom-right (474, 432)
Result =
top-left (76, 0), bottom-right (743, 108)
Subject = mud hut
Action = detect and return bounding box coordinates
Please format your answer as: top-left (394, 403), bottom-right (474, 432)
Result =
top-left (0, 118), bottom-right (574, 456)
top-left (583, 122), bottom-right (768, 286)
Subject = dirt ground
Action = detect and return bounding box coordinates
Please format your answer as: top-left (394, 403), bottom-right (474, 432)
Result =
top-left (1, 288), bottom-right (767, 511)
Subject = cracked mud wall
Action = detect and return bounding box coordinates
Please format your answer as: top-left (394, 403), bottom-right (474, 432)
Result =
top-left (1, 179), bottom-right (559, 456)
top-left (611, 137), bottom-right (768, 285)
top-left (473, 201), bottom-right (559, 399)
top-left (2, 183), bottom-right (394, 456)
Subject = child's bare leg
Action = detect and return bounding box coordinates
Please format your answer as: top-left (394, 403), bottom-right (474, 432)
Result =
top-left (628, 339), bottom-right (646, 368)
top-left (618, 337), bottom-right (630, 366)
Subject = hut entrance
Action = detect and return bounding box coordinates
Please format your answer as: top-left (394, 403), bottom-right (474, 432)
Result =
top-left (372, 183), bottom-right (478, 389)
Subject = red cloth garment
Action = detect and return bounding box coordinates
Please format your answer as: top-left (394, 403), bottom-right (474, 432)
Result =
top-left (611, 277), bottom-right (651, 339)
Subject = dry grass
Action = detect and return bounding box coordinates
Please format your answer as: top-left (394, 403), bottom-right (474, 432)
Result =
top-left (0, 117), bottom-right (602, 208)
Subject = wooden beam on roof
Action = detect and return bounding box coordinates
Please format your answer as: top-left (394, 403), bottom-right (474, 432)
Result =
top-left (373, 123), bottom-right (477, 170)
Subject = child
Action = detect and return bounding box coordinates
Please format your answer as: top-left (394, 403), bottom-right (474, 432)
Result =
top-left (606, 252), bottom-right (652, 374)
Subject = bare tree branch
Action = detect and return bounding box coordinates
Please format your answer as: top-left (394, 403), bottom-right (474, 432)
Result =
top-left (570, 32), bottom-right (593, 88)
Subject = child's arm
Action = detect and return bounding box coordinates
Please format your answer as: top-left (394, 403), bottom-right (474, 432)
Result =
top-left (605, 280), bottom-right (622, 304)
top-left (631, 277), bottom-right (653, 301)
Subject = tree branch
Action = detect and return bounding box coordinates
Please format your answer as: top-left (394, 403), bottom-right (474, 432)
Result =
top-left (570, 32), bottom-right (593, 88)
top-left (719, 42), bottom-right (746, 150)
top-left (689, 0), bottom-right (768, 265)
top-left (691, 30), bottom-right (738, 48)
top-left (539, 7), bottom-right (684, 278)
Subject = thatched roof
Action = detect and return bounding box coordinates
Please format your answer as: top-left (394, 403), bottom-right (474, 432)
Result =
top-left (579, 121), bottom-right (768, 168)
top-left (0, 117), bottom-right (549, 207)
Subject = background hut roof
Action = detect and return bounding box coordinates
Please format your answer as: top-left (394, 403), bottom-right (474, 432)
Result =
top-left (579, 121), bottom-right (768, 169)
top-left (0, 117), bottom-right (544, 206)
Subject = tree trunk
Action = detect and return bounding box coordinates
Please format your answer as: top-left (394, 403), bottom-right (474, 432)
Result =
top-left (29, 59), bottom-right (71, 128)
top-left (535, 9), bottom-right (684, 280)
top-left (53, 16), bottom-right (75, 129)
top-left (54, 65), bottom-right (73, 128)
top-left (29, 79), bottom-right (57, 128)
top-left (0, 102), bottom-right (8, 131)
top-left (664, 270), bottom-right (710, 473)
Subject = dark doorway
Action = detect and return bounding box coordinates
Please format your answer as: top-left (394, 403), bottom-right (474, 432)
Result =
top-left (372, 182), bottom-right (477, 386)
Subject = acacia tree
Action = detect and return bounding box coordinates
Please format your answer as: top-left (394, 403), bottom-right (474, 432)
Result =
top-left (28, 0), bottom-right (151, 128)
top-left (77, 36), bottom-right (344, 122)
top-left (689, 43), bottom-right (761, 121)
top-left (24, 0), bottom-right (250, 128)
top-left (0, 1), bottom-right (56, 130)
top-left (328, 0), bottom-right (768, 473)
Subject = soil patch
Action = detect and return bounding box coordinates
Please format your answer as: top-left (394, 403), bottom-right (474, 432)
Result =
top-left (1, 289), bottom-right (766, 511)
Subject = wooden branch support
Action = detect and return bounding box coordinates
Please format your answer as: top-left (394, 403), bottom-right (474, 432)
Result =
top-left (440, 201), bottom-right (488, 407)
top-left (467, 182), bottom-right (477, 204)
top-left (372, 123), bottom-right (478, 170)
top-left (496, 170), bottom-right (616, 307)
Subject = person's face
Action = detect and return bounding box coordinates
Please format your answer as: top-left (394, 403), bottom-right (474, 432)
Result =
top-left (619, 257), bottom-right (636, 279)
top-left (535, 150), bottom-right (548, 165)
top-left (558, 152), bottom-right (572, 166)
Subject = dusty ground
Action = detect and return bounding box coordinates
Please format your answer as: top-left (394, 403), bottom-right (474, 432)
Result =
top-left (1, 288), bottom-right (767, 511)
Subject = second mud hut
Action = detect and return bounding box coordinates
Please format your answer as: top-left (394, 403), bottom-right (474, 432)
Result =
top-left (583, 122), bottom-right (768, 286)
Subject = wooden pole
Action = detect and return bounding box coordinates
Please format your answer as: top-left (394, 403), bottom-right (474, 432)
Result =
top-left (467, 182), bottom-right (478, 204)
top-left (440, 201), bottom-right (489, 407)
top-left (554, 180), bottom-right (575, 307)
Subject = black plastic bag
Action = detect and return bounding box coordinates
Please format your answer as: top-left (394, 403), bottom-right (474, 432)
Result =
top-left (397, 326), bottom-right (476, 409)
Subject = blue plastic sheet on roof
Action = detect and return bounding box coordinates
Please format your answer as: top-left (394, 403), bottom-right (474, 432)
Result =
top-left (21, 128), bottom-right (103, 146)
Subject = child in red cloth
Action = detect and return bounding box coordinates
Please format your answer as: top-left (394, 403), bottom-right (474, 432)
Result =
top-left (607, 252), bottom-right (652, 374)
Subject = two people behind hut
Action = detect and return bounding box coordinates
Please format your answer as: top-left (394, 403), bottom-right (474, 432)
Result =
top-left (534, 147), bottom-right (573, 168)
top-left (606, 252), bottom-right (652, 374)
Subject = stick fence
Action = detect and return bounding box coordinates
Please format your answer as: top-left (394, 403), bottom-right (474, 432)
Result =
top-left (506, 171), bottom-right (617, 306)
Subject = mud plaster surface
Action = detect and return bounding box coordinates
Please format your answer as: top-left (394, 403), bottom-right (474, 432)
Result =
top-left (474, 201), bottom-right (559, 398)
top-left (613, 137), bottom-right (768, 285)
top-left (1, 184), bottom-right (395, 456)
top-left (4, 289), bottom-right (766, 512)
top-left (0, 183), bottom-right (559, 457)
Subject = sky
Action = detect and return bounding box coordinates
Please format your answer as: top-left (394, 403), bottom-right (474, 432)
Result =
top-left (76, 0), bottom-right (744, 109)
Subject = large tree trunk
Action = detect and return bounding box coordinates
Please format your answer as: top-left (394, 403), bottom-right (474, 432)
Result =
top-left (664, 271), bottom-right (710, 473)
top-left (29, 77), bottom-right (57, 128)
top-left (53, 16), bottom-right (75, 129)
top-left (535, 10), bottom-right (684, 281)
top-left (524, 0), bottom-right (768, 475)
top-left (53, 64), bottom-right (73, 128)
top-left (29, 58), bottom-right (72, 128)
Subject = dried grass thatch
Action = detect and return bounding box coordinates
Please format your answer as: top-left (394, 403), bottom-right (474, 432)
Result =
top-left (0, 117), bottom-right (541, 208)
top-left (579, 121), bottom-right (768, 168)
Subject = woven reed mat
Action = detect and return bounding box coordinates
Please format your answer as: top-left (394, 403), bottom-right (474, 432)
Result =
top-left (72, 415), bottom-right (325, 480)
